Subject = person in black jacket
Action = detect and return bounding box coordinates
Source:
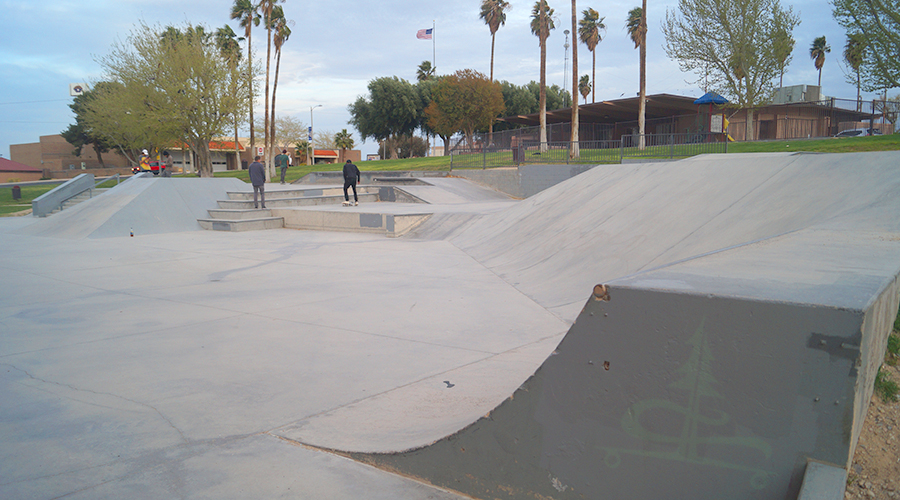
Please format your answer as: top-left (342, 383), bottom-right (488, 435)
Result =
top-left (342, 159), bottom-right (361, 206)
top-left (248, 156), bottom-right (266, 209)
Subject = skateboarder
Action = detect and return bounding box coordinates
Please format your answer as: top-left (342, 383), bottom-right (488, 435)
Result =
top-left (248, 156), bottom-right (266, 209)
top-left (342, 159), bottom-right (360, 206)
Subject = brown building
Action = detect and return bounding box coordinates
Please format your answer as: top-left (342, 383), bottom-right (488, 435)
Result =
top-left (495, 93), bottom-right (887, 146)
top-left (11, 135), bottom-right (131, 179)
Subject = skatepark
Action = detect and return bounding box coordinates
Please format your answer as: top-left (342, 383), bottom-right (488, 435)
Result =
top-left (1, 151), bottom-right (899, 499)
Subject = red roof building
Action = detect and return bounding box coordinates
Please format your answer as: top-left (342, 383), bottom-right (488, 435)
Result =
top-left (0, 157), bottom-right (43, 182)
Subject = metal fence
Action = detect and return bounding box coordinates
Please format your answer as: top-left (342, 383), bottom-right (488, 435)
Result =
top-left (450, 132), bottom-right (727, 169)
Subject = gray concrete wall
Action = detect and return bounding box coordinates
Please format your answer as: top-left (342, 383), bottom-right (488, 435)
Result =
top-left (452, 164), bottom-right (598, 199)
top-left (350, 283), bottom-right (899, 500)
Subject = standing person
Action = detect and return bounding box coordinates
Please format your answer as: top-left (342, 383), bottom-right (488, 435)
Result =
top-left (161, 151), bottom-right (174, 177)
top-left (342, 159), bottom-right (361, 206)
top-left (140, 149), bottom-right (151, 171)
top-left (248, 156), bottom-right (267, 209)
top-left (275, 149), bottom-right (290, 184)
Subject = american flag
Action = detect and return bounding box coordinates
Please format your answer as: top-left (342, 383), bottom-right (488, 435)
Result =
top-left (416, 28), bottom-right (433, 40)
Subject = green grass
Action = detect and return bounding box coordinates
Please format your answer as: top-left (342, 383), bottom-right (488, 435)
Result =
top-left (727, 134), bottom-right (900, 154)
top-left (874, 366), bottom-right (899, 403)
top-left (0, 184), bottom-right (62, 216)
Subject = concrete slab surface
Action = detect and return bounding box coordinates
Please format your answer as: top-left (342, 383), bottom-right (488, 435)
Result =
top-left (3, 153), bottom-right (900, 499)
top-left (0, 179), bottom-right (564, 499)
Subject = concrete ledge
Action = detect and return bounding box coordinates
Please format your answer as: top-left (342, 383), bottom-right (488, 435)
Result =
top-left (226, 186), bottom-right (381, 201)
top-left (278, 209), bottom-right (431, 237)
top-left (207, 208), bottom-right (273, 220)
top-left (197, 217), bottom-right (284, 232)
top-left (798, 460), bottom-right (848, 500)
top-left (218, 193), bottom-right (379, 209)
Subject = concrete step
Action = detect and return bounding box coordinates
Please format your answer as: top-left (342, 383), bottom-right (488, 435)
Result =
top-left (198, 217), bottom-right (284, 232)
top-left (280, 209), bottom-right (432, 238)
top-left (207, 208), bottom-right (273, 220)
top-left (226, 185), bottom-right (380, 201)
top-left (217, 193), bottom-right (379, 209)
top-left (60, 191), bottom-right (93, 210)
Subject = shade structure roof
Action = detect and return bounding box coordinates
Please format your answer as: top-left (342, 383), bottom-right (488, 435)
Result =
top-left (498, 93), bottom-right (703, 127)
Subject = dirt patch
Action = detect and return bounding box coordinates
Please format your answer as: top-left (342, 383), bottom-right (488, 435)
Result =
top-left (847, 361), bottom-right (900, 499)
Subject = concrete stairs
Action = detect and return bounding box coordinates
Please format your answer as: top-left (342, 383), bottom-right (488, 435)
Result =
top-left (198, 184), bottom-right (431, 235)
top-left (49, 188), bottom-right (108, 215)
top-left (197, 208), bottom-right (285, 232)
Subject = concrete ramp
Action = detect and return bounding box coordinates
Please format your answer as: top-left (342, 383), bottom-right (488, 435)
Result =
top-left (343, 281), bottom-right (899, 500)
top-left (282, 152), bottom-right (900, 499)
top-left (13, 177), bottom-right (247, 239)
top-left (450, 152), bottom-right (900, 321)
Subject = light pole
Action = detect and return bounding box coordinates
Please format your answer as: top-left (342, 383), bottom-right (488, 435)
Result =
top-left (308, 104), bottom-right (322, 166)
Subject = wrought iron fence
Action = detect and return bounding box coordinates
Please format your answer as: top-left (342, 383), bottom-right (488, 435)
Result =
top-left (449, 132), bottom-right (727, 169)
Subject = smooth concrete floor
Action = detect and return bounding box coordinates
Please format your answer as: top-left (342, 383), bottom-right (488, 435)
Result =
top-left (0, 215), bottom-right (568, 499)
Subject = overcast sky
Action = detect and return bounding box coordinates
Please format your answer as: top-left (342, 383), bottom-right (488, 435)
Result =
top-left (0, 0), bottom-right (878, 160)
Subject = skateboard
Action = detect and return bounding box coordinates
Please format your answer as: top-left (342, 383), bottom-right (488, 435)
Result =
top-left (342, 201), bottom-right (359, 206)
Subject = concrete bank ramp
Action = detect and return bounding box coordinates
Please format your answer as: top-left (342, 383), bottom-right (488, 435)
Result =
top-left (289, 152), bottom-right (900, 500)
top-left (450, 152), bottom-right (900, 321)
top-left (13, 177), bottom-right (247, 239)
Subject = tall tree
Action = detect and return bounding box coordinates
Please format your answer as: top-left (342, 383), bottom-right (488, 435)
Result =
top-left (424, 69), bottom-right (506, 150)
top-left (810, 36), bottom-right (831, 87)
top-left (61, 86), bottom-right (117, 167)
top-left (662, 0), bottom-right (800, 140)
top-left (216, 25), bottom-right (244, 170)
top-left (578, 8), bottom-right (605, 103)
top-left (260, 0), bottom-right (284, 179)
top-left (771, 6), bottom-right (796, 89)
top-left (833, 0), bottom-right (900, 91)
top-left (230, 0), bottom-right (260, 165)
top-left (334, 129), bottom-right (355, 162)
top-left (480, 0), bottom-right (510, 148)
top-left (416, 60), bottom-right (436, 81)
top-left (86, 22), bottom-right (249, 176)
top-left (531, 0), bottom-right (556, 150)
top-left (844, 33), bottom-right (866, 109)
top-left (569, 0), bottom-right (580, 158)
top-left (269, 5), bottom-right (292, 177)
top-left (626, 5), bottom-right (647, 147)
top-left (348, 76), bottom-right (422, 159)
top-left (479, 0), bottom-right (511, 83)
top-left (579, 74), bottom-right (592, 103)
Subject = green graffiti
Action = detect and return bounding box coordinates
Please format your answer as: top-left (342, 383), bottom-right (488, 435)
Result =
top-left (602, 318), bottom-right (773, 489)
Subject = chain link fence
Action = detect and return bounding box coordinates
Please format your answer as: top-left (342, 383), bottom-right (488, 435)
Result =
top-left (450, 133), bottom-right (727, 169)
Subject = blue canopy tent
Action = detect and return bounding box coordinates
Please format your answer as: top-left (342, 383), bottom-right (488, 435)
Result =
top-left (694, 92), bottom-right (731, 140)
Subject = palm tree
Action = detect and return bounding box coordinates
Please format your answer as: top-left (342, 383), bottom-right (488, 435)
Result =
top-left (579, 74), bottom-right (591, 103)
top-left (216, 25), bottom-right (244, 170)
top-left (416, 60), bottom-right (435, 82)
top-left (479, 0), bottom-right (510, 83)
top-left (230, 0), bottom-right (259, 165)
top-left (531, 0), bottom-right (556, 150)
top-left (260, 0), bottom-right (284, 179)
top-left (569, 0), bottom-right (579, 159)
top-left (334, 129), bottom-right (355, 162)
top-left (626, 5), bottom-right (647, 148)
top-left (810, 36), bottom-right (831, 88)
top-left (480, 0), bottom-right (510, 150)
top-left (844, 33), bottom-right (866, 110)
top-left (270, 5), bottom-right (292, 161)
top-left (578, 8), bottom-right (606, 103)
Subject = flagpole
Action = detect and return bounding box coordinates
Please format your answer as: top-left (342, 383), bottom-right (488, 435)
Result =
top-left (432, 20), bottom-right (436, 72)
